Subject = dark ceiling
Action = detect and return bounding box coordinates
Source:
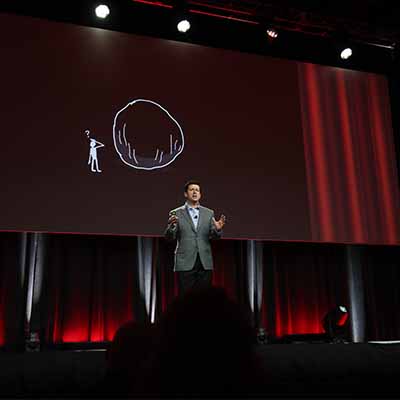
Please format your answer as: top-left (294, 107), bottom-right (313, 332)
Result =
top-left (1, 0), bottom-right (399, 73)
top-left (138, 0), bottom-right (400, 47)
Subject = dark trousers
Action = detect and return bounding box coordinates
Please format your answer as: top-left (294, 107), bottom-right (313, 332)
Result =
top-left (177, 254), bottom-right (212, 294)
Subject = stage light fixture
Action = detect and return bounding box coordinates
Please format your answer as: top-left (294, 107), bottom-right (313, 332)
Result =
top-left (256, 327), bottom-right (268, 344)
top-left (95, 4), bottom-right (110, 19)
top-left (340, 47), bottom-right (352, 60)
top-left (322, 305), bottom-right (349, 343)
top-left (266, 28), bottom-right (278, 39)
top-left (177, 19), bottom-right (191, 33)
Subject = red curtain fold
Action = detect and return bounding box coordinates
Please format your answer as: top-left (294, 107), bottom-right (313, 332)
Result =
top-left (211, 239), bottom-right (247, 301)
top-left (298, 63), bottom-right (400, 244)
top-left (44, 234), bottom-right (138, 343)
top-left (261, 243), bottom-right (348, 337)
top-left (155, 238), bottom-right (179, 315)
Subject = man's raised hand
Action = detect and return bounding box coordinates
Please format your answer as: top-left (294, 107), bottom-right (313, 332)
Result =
top-left (212, 214), bottom-right (226, 231)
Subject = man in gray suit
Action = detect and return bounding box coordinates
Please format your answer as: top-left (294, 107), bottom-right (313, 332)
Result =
top-left (165, 180), bottom-right (226, 293)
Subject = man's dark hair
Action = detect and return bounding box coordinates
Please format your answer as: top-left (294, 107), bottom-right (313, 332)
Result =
top-left (184, 180), bottom-right (201, 192)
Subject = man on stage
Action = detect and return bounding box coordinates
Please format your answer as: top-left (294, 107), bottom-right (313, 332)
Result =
top-left (165, 180), bottom-right (226, 293)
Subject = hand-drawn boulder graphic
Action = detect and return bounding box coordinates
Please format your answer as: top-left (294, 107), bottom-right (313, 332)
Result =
top-left (113, 99), bottom-right (184, 170)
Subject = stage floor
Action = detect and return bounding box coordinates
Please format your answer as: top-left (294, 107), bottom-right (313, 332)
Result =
top-left (0, 342), bottom-right (399, 397)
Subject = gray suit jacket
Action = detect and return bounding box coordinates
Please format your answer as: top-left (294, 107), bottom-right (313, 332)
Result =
top-left (164, 204), bottom-right (222, 271)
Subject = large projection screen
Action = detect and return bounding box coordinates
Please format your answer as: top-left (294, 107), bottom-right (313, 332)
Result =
top-left (1, 13), bottom-right (399, 244)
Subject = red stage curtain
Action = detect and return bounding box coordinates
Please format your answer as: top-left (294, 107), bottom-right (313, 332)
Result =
top-left (298, 63), bottom-right (400, 244)
top-left (261, 243), bottom-right (349, 337)
top-left (155, 237), bottom-right (179, 316)
top-left (211, 239), bottom-right (247, 302)
top-left (363, 245), bottom-right (400, 340)
top-left (2, 232), bottom-right (399, 346)
top-left (43, 234), bottom-right (140, 344)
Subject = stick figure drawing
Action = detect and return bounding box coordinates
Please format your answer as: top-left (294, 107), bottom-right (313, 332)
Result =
top-left (86, 130), bottom-right (105, 173)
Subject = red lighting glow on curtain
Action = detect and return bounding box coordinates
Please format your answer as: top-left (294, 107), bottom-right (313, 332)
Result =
top-left (44, 235), bottom-right (138, 343)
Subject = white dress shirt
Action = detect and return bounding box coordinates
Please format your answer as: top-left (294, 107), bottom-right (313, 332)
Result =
top-left (186, 203), bottom-right (200, 230)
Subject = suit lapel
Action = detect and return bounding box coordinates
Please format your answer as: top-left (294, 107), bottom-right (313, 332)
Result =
top-left (198, 206), bottom-right (205, 231)
top-left (181, 205), bottom-right (196, 233)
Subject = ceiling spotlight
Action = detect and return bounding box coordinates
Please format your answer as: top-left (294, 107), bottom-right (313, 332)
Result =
top-left (95, 4), bottom-right (110, 19)
top-left (340, 47), bottom-right (352, 60)
top-left (266, 28), bottom-right (278, 39)
top-left (177, 19), bottom-right (191, 33)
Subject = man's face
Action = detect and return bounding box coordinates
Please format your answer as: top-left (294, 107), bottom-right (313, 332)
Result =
top-left (184, 184), bottom-right (201, 204)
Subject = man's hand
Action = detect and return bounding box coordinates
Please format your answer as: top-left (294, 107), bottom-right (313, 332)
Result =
top-left (165, 212), bottom-right (178, 242)
top-left (212, 214), bottom-right (226, 231)
top-left (168, 214), bottom-right (178, 226)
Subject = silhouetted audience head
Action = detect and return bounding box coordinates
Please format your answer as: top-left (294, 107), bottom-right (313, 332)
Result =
top-left (159, 286), bottom-right (255, 353)
top-left (102, 320), bottom-right (154, 396)
top-left (144, 287), bottom-right (263, 397)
